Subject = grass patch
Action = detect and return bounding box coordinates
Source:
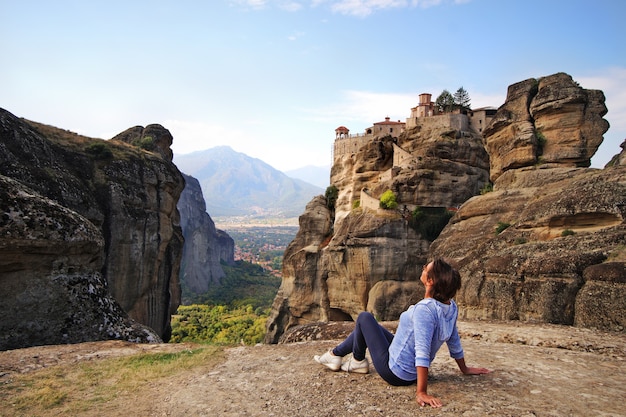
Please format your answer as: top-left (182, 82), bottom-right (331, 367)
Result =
top-left (495, 221), bottom-right (511, 235)
top-left (0, 345), bottom-right (223, 416)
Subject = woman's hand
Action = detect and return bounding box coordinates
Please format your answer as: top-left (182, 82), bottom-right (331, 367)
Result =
top-left (416, 391), bottom-right (443, 408)
top-left (462, 366), bottom-right (491, 375)
top-left (455, 358), bottom-right (491, 375)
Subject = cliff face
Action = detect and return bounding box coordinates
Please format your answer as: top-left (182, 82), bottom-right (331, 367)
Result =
top-left (429, 166), bottom-right (625, 331)
top-left (0, 175), bottom-right (161, 350)
top-left (266, 112), bottom-right (490, 343)
top-left (266, 72), bottom-right (624, 342)
top-left (177, 173), bottom-right (235, 295)
top-left (0, 108), bottom-right (184, 348)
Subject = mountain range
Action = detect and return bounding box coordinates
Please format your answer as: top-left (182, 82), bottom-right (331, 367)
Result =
top-left (173, 146), bottom-right (325, 218)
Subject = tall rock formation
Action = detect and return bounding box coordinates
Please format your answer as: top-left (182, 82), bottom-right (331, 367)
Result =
top-left (0, 108), bottom-right (184, 347)
top-left (266, 72), bottom-right (624, 342)
top-left (484, 72), bottom-right (609, 181)
top-left (177, 173), bottom-right (235, 296)
top-left (431, 73), bottom-right (624, 332)
top-left (266, 113), bottom-right (490, 343)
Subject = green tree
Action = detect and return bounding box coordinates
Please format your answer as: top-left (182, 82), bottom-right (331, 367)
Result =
top-left (435, 90), bottom-right (455, 113)
top-left (325, 185), bottom-right (338, 210)
top-left (170, 304), bottom-right (269, 345)
top-left (454, 87), bottom-right (471, 109)
top-left (379, 190), bottom-right (398, 210)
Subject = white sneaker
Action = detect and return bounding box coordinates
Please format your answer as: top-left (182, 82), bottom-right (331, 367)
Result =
top-left (314, 349), bottom-right (342, 371)
top-left (341, 356), bottom-right (369, 374)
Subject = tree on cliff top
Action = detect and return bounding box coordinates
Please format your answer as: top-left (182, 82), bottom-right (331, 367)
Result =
top-left (436, 87), bottom-right (472, 113)
top-left (454, 87), bottom-right (471, 109)
top-left (435, 90), bottom-right (455, 113)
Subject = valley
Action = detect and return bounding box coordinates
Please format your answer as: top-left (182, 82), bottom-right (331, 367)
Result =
top-left (218, 224), bottom-right (299, 277)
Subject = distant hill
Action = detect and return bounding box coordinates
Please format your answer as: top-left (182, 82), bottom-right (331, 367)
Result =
top-left (173, 146), bottom-right (324, 218)
top-left (284, 165), bottom-right (330, 189)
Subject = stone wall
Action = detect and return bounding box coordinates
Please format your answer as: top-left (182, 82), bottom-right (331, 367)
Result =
top-left (406, 113), bottom-right (469, 131)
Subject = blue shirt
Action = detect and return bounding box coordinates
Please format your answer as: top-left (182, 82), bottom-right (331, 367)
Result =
top-left (388, 298), bottom-right (464, 381)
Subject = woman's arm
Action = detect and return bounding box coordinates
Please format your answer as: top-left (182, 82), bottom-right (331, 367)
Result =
top-left (455, 357), bottom-right (491, 375)
top-left (416, 366), bottom-right (443, 408)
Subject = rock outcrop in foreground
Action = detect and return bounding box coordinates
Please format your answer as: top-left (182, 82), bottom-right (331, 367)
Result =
top-left (0, 175), bottom-right (161, 349)
top-left (0, 108), bottom-right (184, 349)
top-left (266, 72), bottom-right (625, 343)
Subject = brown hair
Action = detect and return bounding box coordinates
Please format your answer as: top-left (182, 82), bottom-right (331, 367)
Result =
top-left (427, 258), bottom-right (462, 303)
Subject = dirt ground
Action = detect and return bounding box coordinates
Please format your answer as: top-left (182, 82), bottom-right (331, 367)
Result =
top-left (1, 319), bottom-right (625, 417)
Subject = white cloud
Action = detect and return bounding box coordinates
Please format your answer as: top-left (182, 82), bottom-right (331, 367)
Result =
top-left (229, 0), bottom-right (269, 10)
top-left (165, 119), bottom-right (252, 155)
top-left (301, 90), bottom-right (417, 134)
top-left (576, 67), bottom-right (626, 133)
top-left (303, 87), bottom-right (504, 131)
top-left (576, 67), bottom-right (626, 167)
top-left (329, 0), bottom-right (408, 17)
top-left (287, 31), bottom-right (306, 41)
top-left (230, 0), bottom-right (460, 16)
top-left (279, 1), bottom-right (304, 11)
top-left (470, 92), bottom-right (505, 110)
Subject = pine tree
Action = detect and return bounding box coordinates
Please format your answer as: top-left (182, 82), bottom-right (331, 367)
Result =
top-left (453, 87), bottom-right (471, 109)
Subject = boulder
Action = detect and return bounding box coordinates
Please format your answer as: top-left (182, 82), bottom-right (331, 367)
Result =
top-left (484, 73), bottom-right (609, 181)
top-left (0, 175), bottom-right (161, 350)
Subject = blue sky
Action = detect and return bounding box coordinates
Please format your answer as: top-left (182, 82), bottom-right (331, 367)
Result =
top-left (2, 0), bottom-right (624, 171)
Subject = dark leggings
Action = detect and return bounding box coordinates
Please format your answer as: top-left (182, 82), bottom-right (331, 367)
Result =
top-left (333, 312), bottom-right (415, 386)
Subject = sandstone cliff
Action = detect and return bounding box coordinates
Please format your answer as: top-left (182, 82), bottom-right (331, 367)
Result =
top-left (0, 108), bottom-right (184, 348)
top-left (266, 72), bottom-right (624, 342)
top-left (177, 173), bottom-right (235, 296)
top-left (266, 111), bottom-right (491, 342)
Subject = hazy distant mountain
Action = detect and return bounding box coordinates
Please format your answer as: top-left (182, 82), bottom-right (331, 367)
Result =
top-left (173, 146), bottom-right (324, 218)
top-left (284, 165), bottom-right (330, 189)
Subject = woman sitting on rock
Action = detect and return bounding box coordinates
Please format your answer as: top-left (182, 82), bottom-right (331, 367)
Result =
top-left (314, 258), bottom-right (490, 408)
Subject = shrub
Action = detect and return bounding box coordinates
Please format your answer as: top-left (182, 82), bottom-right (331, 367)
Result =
top-left (85, 142), bottom-right (113, 160)
top-left (514, 237), bottom-right (527, 245)
top-left (325, 185), bottom-right (338, 210)
top-left (379, 190), bottom-right (398, 210)
top-left (561, 229), bottom-right (576, 237)
top-left (495, 222), bottom-right (511, 235)
top-left (480, 183), bottom-right (493, 195)
top-left (535, 130), bottom-right (547, 155)
top-left (408, 206), bottom-right (454, 242)
top-left (133, 135), bottom-right (155, 151)
top-left (352, 199), bottom-right (360, 209)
